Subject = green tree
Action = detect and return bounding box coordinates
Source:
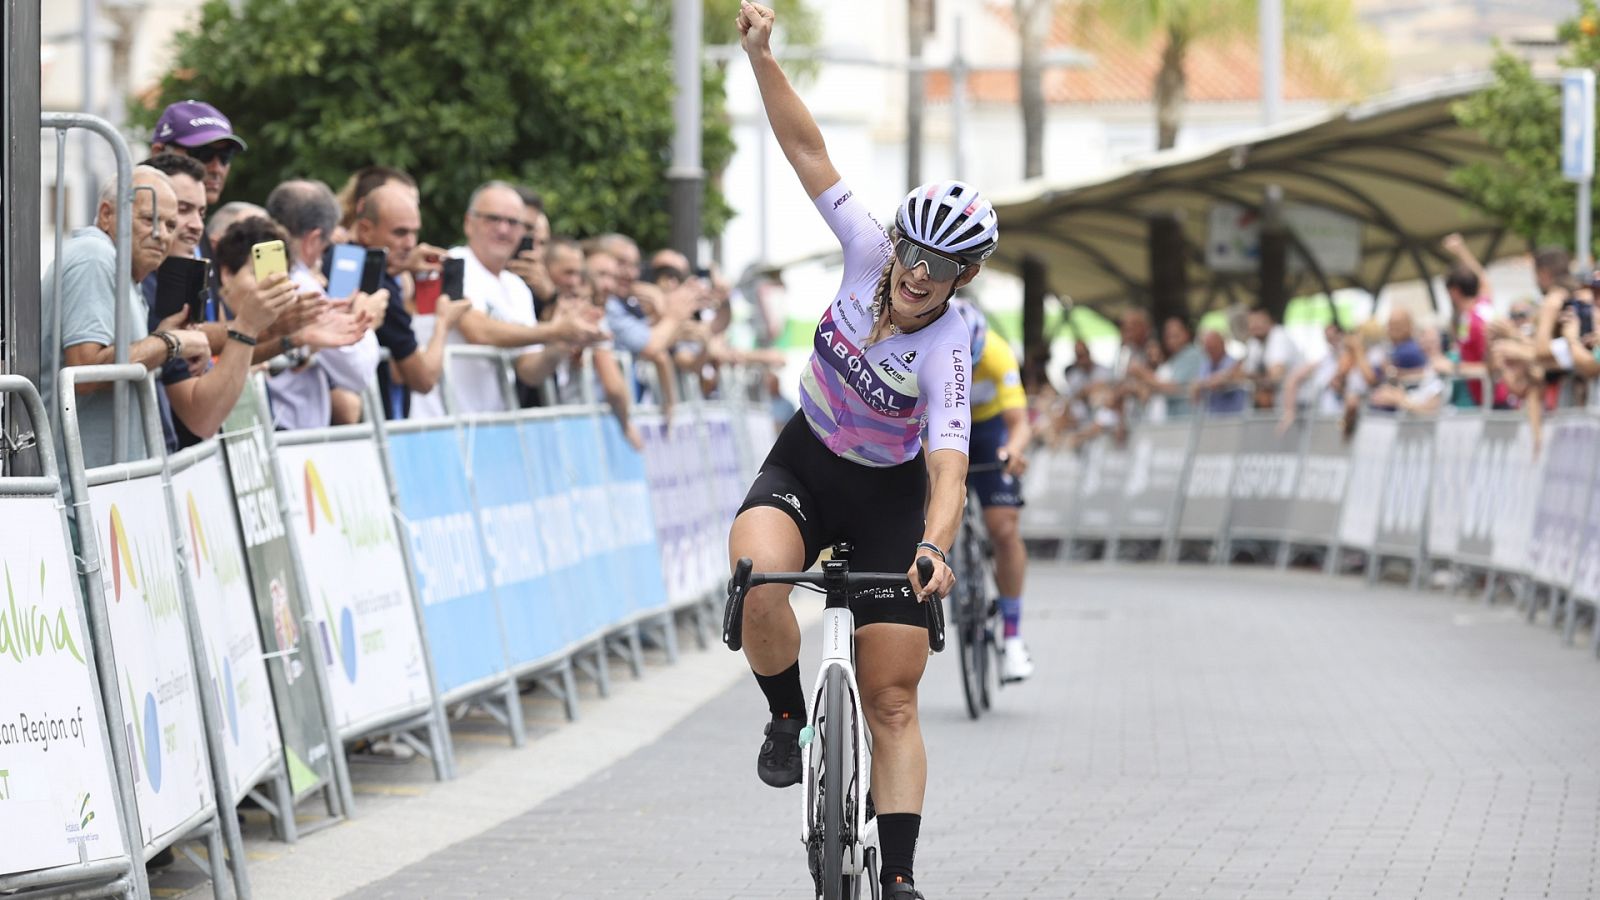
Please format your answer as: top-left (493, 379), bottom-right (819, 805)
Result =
top-left (1085, 0), bottom-right (1383, 150)
top-left (136, 0), bottom-right (740, 249)
top-left (1453, 0), bottom-right (1600, 254)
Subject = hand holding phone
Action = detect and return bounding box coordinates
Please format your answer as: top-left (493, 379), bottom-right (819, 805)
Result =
top-left (517, 235), bottom-right (536, 258)
top-left (153, 256), bottom-right (211, 326)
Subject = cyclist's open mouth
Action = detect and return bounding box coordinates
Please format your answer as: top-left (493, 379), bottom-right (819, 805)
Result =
top-left (898, 282), bottom-right (932, 304)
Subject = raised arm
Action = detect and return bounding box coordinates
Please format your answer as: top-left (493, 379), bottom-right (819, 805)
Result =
top-left (739, 2), bottom-right (840, 200)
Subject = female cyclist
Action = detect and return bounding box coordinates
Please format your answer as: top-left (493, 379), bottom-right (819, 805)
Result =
top-left (730, 4), bottom-right (999, 897)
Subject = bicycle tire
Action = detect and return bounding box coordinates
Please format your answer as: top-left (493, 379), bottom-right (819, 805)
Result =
top-left (954, 526), bottom-right (986, 720)
top-left (822, 666), bottom-right (849, 900)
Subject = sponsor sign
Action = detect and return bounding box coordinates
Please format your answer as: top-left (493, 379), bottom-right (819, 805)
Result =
top-left (85, 477), bottom-right (213, 848)
top-left (170, 450), bottom-right (282, 802)
top-left (276, 440), bottom-right (433, 731)
top-left (221, 389), bottom-right (333, 797)
top-left (0, 497), bottom-right (125, 873)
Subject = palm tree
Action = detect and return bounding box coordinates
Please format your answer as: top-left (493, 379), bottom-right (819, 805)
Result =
top-left (1090, 0), bottom-right (1383, 150)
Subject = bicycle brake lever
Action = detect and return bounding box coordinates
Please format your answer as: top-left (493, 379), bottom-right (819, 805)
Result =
top-left (723, 558), bottom-right (753, 651)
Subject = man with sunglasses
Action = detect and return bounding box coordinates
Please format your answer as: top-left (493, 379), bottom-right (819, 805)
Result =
top-left (151, 100), bottom-right (246, 209)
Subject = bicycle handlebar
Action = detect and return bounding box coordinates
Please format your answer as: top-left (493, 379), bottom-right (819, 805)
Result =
top-left (722, 555), bottom-right (944, 654)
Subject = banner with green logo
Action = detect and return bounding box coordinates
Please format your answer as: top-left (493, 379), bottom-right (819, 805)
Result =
top-left (172, 449), bottom-right (284, 802)
top-left (275, 440), bottom-right (432, 732)
top-left (220, 389), bottom-right (332, 798)
top-left (84, 477), bottom-right (214, 848)
top-left (0, 497), bottom-right (126, 873)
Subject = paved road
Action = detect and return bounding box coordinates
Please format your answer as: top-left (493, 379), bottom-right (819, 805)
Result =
top-left (338, 564), bottom-right (1600, 899)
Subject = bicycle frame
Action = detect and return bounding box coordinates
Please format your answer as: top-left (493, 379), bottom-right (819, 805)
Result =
top-left (802, 594), bottom-right (874, 876)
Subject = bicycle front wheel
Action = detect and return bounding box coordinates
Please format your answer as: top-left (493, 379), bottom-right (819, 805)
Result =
top-left (821, 666), bottom-right (849, 900)
top-left (954, 530), bottom-right (986, 720)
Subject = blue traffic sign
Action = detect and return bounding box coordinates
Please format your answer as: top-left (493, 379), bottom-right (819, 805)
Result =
top-left (1563, 69), bottom-right (1595, 182)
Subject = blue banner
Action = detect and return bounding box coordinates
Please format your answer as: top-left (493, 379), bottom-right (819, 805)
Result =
top-left (387, 428), bottom-right (508, 694)
top-left (553, 415), bottom-right (622, 639)
top-left (519, 420), bottom-right (586, 650)
top-left (599, 416), bottom-right (667, 615)
top-left (464, 422), bottom-right (567, 667)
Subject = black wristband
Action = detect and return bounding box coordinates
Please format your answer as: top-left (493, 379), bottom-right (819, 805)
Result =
top-left (227, 329), bottom-right (258, 347)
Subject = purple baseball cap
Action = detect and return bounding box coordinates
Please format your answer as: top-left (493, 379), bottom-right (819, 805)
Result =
top-left (152, 100), bottom-right (248, 150)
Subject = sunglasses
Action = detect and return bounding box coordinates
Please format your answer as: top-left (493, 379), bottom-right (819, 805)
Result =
top-left (183, 143), bottom-right (238, 165)
top-left (470, 210), bottom-right (528, 231)
top-left (894, 237), bottom-right (967, 283)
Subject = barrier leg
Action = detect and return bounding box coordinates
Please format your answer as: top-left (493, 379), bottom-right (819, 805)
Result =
top-left (1563, 596), bottom-right (1580, 646)
top-left (1482, 570), bottom-right (1498, 606)
top-left (574, 640), bottom-right (612, 699)
top-left (606, 624), bottom-right (645, 680)
top-left (254, 768), bottom-right (298, 843)
top-left (1590, 612), bottom-right (1600, 657)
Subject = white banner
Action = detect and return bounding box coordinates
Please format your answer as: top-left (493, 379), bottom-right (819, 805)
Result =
top-left (0, 497), bottom-right (126, 874)
top-left (85, 478), bottom-right (213, 850)
top-left (171, 452), bottom-right (282, 802)
top-left (1426, 418), bottom-right (1483, 561)
top-left (1337, 417), bottom-right (1397, 551)
top-left (276, 441), bottom-right (433, 733)
top-left (1489, 423), bottom-right (1544, 574)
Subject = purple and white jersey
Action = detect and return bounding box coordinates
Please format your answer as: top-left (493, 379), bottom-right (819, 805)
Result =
top-left (798, 180), bottom-right (971, 467)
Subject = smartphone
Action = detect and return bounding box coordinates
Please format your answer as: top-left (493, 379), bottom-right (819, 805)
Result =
top-left (414, 275), bottom-right (441, 316)
top-left (1564, 297), bottom-right (1595, 336)
top-left (251, 240), bottom-right (288, 283)
top-left (360, 247), bottom-right (388, 295)
top-left (153, 256), bottom-right (210, 325)
top-left (516, 235), bottom-right (536, 258)
top-left (441, 257), bottom-right (466, 303)
top-left (323, 244), bottom-right (366, 299)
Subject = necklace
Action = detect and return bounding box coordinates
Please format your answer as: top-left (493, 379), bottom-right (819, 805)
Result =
top-left (870, 296), bottom-right (906, 337)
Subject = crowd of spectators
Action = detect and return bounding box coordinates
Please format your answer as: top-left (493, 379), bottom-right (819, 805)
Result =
top-left (40, 99), bottom-right (788, 468)
top-left (1030, 233), bottom-right (1600, 451)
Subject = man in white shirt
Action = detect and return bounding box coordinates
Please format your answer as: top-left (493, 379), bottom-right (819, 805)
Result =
top-left (1239, 308), bottom-right (1301, 410)
top-left (409, 181), bottom-right (605, 418)
top-left (263, 179), bottom-right (383, 428)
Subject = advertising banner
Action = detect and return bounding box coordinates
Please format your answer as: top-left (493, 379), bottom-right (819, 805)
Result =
top-left (1527, 418), bottom-right (1598, 586)
top-left (1337, 416), bottom-right (1397, 551)
top-left (1426, 418), bottom-right (1484, 562)
top-left (220, 390), bottom-right (332, 797)
top-left (682, 416), bottom-right (723, 597)
top-left (1373, 418), bottom-right (1436, 557)
top-left (1179, 418), bottom-right (1242, 538)
top-left (598, 415), bottom-right (668, 616)
top-left (387, 426), bottom-right (509, 694)
top-left (553, 415), bottom-right (624, 641)
top-left (1019, 446), bottom-right (1081, 539)
top-left (638, 416), bottom-right (695, 604)
top-left (0, 497), bottom-right (126, 873)
top-left (170, 450), bottom-right (282, 802)
top-left (1285, 419), bottom-right (1351, 544)
top-left (1228, 417), bottom-right (1302, 539)
top-left (84, 476), bottom-right (213, 848)
top-left (276, 440), bottom-right (433, 733)
top-left (1488, 421), bottom-right (1543, 575)
top-left (1075, 439), bottom-right (1129, 538)
top-left (1570, 422), bottom-right (1600, 602)
top-left (1119, 423), bottom-right (1189, 537)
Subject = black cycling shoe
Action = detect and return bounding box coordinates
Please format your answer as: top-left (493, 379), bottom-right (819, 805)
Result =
top-left (757, 714), bottom-right (804, 788)
top-left (883, 877), bottom-right (925, 898)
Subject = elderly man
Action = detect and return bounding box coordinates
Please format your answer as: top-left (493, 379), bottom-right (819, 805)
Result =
top-left (352, 182), bottom-right (470, 418)
top-left (40, 166), bottom-right (292, 476)
top-left (150, 100), bottom-right (245, 208)
top-left (1190, 329), bottom-right (1249, 416)
top-left (409, 181), bottom-right (603, 418)
top-left (263, 179), bottom-right (383, 428)
top-left (135, 153), bottom-right (207, 313)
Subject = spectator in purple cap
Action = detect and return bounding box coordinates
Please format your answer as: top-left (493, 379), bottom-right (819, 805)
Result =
top-left (151, 99), bottom-right (246, 207)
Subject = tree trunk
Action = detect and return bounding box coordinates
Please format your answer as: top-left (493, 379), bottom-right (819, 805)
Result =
top-left (907, 0), bottom-right (930, 189)
top-left (1021, 256), bottom-right (1051, 392)
top-left (1155, 27), bottom-right (1187, 150)
top-left (1017, 0), bottom-right (1049, 180)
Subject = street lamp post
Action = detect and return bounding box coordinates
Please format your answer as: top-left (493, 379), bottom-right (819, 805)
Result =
top-left (669, 0), bottom-right (705, 264)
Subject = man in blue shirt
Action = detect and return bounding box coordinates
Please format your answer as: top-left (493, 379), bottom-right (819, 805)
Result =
top-left (1191, 329), bottom-right (1249, 415)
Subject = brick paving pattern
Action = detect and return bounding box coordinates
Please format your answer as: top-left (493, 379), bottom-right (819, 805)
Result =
top-left (332, 563), bottom-right (1600, 898)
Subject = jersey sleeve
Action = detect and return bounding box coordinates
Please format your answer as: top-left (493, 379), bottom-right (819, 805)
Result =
top-left (814, 179), bottom-right (893, 287)
top-left (920, 339), bottom-right (971, 457)
top-left (983, 335), bottom-right (1027, 413)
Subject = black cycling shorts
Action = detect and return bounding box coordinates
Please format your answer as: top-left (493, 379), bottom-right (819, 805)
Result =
top-left (737, 413), bottom-right (929, 629)
top-left (967, 417), bottom-right (1025, 508)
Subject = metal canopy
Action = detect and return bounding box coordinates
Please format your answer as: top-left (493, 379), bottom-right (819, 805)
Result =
top-left (986, 76), bottom-right (1516, 314)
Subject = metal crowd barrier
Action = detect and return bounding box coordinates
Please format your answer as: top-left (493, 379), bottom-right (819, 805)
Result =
top-left (0, 356), bottom-right (777, 895)
top-left (1022, 403), bottom-right (1600, 659)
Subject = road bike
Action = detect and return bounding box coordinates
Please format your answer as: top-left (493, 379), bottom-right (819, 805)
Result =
top-left (950, 466), bottom-right (1004, 720)
top-left (723, 545), bottom-right (943, 900)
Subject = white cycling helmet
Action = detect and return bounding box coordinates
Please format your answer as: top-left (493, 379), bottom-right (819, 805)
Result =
top-left (895, 180), bottom-right (999, 263)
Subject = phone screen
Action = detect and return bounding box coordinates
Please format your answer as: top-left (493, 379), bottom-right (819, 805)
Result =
top-left (361, 248), bottom-right (388, 295)
top-left (154, 256), bottom-right (209, 325)
top-left (442, 258), bottom-right (466, 302)
top-left (326, 244), bottom-right (366, 299)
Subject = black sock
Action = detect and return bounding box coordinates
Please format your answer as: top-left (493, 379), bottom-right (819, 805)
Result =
top-left (878, 812), bottom-right (921, 889)
top-left (753, 661), bottom-right (806, 719)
